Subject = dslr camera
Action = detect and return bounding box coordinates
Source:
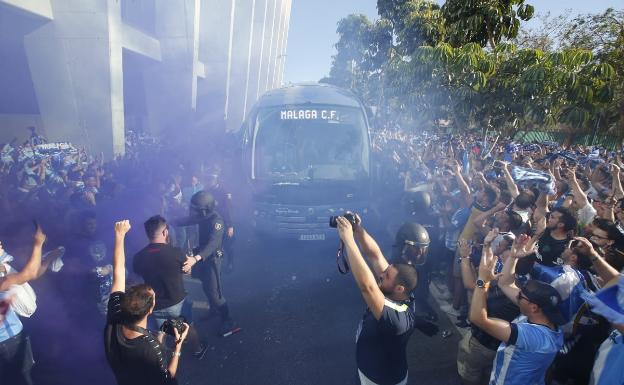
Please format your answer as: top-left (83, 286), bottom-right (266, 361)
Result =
top-left (329, 211), bottom-right (358, 228)
top-left (160, 317), bottom-right (187, 337)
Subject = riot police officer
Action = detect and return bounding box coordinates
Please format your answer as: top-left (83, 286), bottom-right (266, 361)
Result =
top-left (177, 190), bottom-right (236, 335)
top-left (391, 222), bottom-right (438, 323)
top-left (205, 166), bottom-right (236, 272)
top-left (391, 223), bottom-right (430, 266)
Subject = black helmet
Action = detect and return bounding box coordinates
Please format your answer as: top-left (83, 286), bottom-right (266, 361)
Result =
top-left (190, 190), bottom-right (215, 217)
top-left (403, 189), bottom-right (431, 212)
top-left (393, 223), bottom-right (430, 266)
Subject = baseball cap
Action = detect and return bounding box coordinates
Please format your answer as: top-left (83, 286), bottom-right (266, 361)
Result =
top-left (521, 280), bottom-right (566, 326)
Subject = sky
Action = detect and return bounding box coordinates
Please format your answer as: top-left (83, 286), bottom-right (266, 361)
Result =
top-left (283, 0), bottom-right (622, 84)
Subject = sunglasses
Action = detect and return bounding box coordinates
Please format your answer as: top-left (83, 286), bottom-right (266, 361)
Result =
top-left (517, 291), bottom-right (530, 303)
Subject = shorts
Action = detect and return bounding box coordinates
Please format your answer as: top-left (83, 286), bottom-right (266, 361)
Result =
top-left (457, 333), bottom-right (497, 384)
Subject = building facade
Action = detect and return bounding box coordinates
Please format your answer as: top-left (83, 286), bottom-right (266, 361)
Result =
top-left (0, 0), bottom-right (292, 157)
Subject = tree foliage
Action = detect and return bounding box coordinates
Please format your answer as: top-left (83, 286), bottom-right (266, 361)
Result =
top-left (442, 0), bottom-right (534, 49)
top-left (323, 2), bottom-right (622, 139)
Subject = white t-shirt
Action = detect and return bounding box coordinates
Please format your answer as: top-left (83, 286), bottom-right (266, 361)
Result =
top-left (577, 203), bottom-right (597, 227)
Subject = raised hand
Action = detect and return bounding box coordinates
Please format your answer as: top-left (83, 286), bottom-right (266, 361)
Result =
top-left (33, 222), bottom-right (46, 246)
top-left (458, 239), bottom-right (472, 258)
top-left (484, 228), bottom-right (499, 246)
top-left (114, 220), bottom-right (131, 236)
top-left (510, 234), bottom-right (535, 259)
top-left (336, 216), bottom-right (354, 243)
top-left (478, 246), bottom-right (500, 283)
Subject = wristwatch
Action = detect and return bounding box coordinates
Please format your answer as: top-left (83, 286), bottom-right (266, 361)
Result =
top-left (0, 271), bottom-right (6, 278)
top-left (475, 278), bottom-right (489, 289)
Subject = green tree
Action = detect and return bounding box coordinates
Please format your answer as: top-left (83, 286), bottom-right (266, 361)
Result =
top-left (442, 0), bottom-right (535, 49)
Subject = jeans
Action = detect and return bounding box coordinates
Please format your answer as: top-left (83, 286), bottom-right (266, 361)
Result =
top-left (0, 331), bottom-right (34, 385)
top-left (150, 299), bottom-right (187, 329)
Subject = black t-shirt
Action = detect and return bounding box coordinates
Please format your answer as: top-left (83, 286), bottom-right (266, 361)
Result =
top-left (471, 284), bottom-right (520, 350)
top-left (517, 229), bottom-right (568, 274)
top-left (536, 229), bottom-right (568, 266)
top-left (133, 244), bottom-right (186, 310)
top-left (104, 292), bottom-right (177, 385)
top-left (356, 298), bottom-right (415, 385)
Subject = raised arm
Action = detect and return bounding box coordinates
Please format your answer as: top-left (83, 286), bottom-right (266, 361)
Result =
top-left (353, 216), bottom-right (389, 276)
top-left (468, 235), bottom-right (512, 344)
top-left (610, 164), bottom-right (624, 200)
top-left (565, 167), bottom-right (590, 209)
top-left (498, 234), bottom-right (535, 303)
top-left (0, 224), bottom-right (46, 291)
top-left (111, 220), bottom-right (131, 294)
top-left (337, 217), bottom-right (385, 320)
top-left (532, 191), bottom-right (549, 226)
top-left (472, 202), bottom-right (507, 235)
top-left (574, 237), bottom-right (620, 285)
top-left (502, 162), bottom-right (520, 198)
top-left (458, 239), bottom-right (476, 290)
top-left (451, 160), bottom-right (472, 206)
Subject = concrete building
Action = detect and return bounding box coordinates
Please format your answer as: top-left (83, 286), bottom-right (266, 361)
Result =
top-left (0, 0), bottom-right (292, 157)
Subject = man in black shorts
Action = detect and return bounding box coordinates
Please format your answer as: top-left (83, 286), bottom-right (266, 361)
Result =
top-left (104, 220), bottom-right (189, 385)
top-left (335, 216), bottom-right (418, 385)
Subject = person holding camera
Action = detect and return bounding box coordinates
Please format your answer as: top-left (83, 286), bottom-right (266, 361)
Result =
top-left (335, 215), bottom-right (418, 385)
top-left (105, 220), bottom-right (190, 385)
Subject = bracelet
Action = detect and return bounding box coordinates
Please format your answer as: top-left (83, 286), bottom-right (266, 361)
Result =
top-left (173, 351), bottom-right (181, 357)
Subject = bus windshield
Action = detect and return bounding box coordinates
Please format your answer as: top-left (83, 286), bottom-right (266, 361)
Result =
top-left (252, 106), bottom-right (369, 181)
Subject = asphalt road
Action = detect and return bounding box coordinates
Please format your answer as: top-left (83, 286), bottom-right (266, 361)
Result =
top-left (27, 228), bottom-right (463, 385)
top-left (177, 232), bottom-right (463, 385)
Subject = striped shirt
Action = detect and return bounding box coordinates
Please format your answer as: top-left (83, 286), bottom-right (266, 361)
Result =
top-left (590, 330), bottom-right (624, 385)
top-left (0, 292), bottom-right (23, 342)
top-left (489, 316), bottom-right (563, 385)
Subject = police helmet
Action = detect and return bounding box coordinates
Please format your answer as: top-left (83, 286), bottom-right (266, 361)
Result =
top-left (403, 189), bottom-right (431, 212)
top-left (190, 190), bottom-right (215, 217)
top-left (394, 223), bottom-right (430, 266)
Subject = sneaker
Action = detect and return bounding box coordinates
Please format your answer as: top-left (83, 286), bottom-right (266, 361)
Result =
top-left (219, 318), bottom-right (235, 336)
top-left (192, 344), bottom-right (208, 360)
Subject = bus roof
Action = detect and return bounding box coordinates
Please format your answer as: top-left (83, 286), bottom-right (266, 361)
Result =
top-left (253, 83), bottom-right (363, 109)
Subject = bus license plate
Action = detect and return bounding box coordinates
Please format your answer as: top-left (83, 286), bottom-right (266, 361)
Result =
top-left (299, 234), bottom-right (325, 241)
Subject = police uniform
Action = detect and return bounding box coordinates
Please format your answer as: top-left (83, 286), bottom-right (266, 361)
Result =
top-left (175, 191), bottom-right (234, 333)
top-left (191, 212), bottom-right (228, 313)
top-left (207, 184), bottom-right (235, 269)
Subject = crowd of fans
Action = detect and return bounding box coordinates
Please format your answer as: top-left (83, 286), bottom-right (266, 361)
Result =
top-left (371, 130), bottom-right (624, 385)
top-left (0, 128), bottom-right (236, 384)
top-left (1, 125), bottom-right (623, 385)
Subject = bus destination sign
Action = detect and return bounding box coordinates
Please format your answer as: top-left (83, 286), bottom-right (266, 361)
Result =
top-left (280, 109), bottom-right (339, 121)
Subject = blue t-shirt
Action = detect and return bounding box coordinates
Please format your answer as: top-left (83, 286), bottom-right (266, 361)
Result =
top-left (0, 292), bottom-right (23, 342)
top-left (591, 330), bottom-right (624, 385)
top-left (356, 298), bottom-right (415, 385)
top-left (489, 316), bottom-right (563, 385)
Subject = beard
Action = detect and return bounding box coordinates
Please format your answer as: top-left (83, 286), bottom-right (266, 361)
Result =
top-left (377, 278), bottom-right (393, 296)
